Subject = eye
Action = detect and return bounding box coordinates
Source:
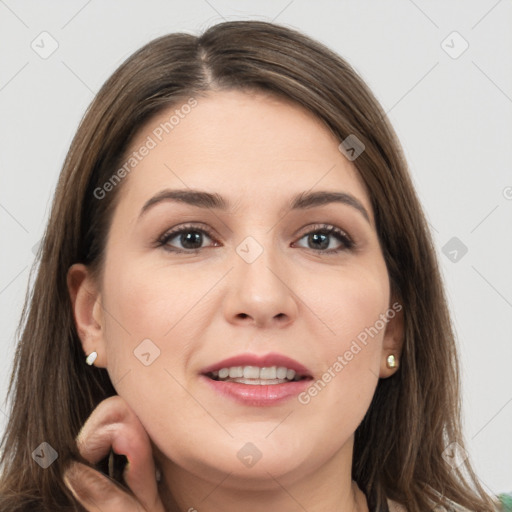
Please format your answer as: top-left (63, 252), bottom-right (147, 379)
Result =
top-left (157, 223), bottom-right (219, 253)
top-left (293, 224), bottom-right (354, 254)
top-left (156, 223), bottom-right (354, 255)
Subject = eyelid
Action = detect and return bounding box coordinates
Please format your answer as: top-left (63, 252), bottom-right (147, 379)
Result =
top-left (295, 223), bottom-right (352, 241)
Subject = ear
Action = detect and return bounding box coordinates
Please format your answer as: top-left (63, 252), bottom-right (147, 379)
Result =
top-left (379, 299), bottom-right (404, 378)
top-left (67, 263), bottom-right (108, 368)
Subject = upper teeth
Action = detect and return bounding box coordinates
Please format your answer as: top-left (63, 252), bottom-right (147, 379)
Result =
top-left (214, 366), bottom-right (298, 380)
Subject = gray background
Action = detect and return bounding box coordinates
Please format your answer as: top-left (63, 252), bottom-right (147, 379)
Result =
top-left (1, 0), bottom-right (511, 496)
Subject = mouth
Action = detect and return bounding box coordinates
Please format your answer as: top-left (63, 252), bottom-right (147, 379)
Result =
top-left (199, 352), bottom-right (314, 405)
top-left (204, 365), bottom-right (312, 385)
top-left (200, 351), bottom-right (313, 385)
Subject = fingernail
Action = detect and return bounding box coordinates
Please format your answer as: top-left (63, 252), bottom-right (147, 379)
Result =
top-left (64, 462), bottom-right (76, 481)
top-left (63, 462), bottom-right (81, 497)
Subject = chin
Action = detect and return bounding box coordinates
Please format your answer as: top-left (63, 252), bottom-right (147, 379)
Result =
top-left (161, 434), bottom-right (312, 487)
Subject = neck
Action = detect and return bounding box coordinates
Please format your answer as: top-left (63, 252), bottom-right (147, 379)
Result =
top-left (154, 438), bottom-right (369, 512)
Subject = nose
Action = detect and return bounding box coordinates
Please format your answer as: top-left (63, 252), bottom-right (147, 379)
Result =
top-left (222, 239), bottom-right (299, 329)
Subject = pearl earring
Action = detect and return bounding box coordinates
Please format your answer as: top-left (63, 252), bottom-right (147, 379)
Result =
top-left (386, 354), bottom-right (398, 369)
top-left (85, 351), bottom-right (98, 366)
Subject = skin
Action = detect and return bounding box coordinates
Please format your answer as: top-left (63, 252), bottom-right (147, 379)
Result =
top-left (67, 89), bottom-right (403, 512)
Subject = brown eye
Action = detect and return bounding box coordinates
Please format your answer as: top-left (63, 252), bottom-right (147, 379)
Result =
top-left (157, 224), bottom-right (219, 254)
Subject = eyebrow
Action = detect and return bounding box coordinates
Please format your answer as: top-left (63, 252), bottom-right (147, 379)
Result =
top-left (139, 189), bottom-right (370, 223)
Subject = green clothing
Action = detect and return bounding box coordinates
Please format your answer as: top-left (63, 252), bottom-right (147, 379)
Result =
top-left (499, 492), bottom-right (512, 511)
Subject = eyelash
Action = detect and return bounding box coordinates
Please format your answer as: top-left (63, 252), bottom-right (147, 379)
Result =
top-left (156, 223), bottom-right (355, 255)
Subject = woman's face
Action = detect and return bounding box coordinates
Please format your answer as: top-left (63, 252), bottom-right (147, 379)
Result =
top-left (86, 90), bottom-right (401, 487)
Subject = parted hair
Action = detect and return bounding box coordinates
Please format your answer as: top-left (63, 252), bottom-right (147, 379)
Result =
top-left (0, 20), bottom-right (500, 511)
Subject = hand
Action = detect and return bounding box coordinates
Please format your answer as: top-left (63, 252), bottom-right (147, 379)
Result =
top-left (63, 395), bottom-right (167, 511)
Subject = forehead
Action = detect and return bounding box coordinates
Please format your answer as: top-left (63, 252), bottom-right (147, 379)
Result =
top-left (114, 89), bottom-right (372, 218)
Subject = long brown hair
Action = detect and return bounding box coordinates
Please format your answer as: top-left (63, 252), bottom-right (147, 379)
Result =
top-left (0, 20), bottom-right (500, 511)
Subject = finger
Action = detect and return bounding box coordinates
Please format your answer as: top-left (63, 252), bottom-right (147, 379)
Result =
top-left (64, 461), bottom-right (144, 512)
top-left (75, 396), bottom-right (164, 511)
top-left (76, 396), bottom-right (143, 464)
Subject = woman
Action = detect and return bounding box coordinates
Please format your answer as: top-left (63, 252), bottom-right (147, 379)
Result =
top-left (0, 20), bottom-right (507, 512)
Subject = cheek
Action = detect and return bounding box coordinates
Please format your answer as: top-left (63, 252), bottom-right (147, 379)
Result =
top-left (99, 261), bottom-right (208, 441)
top-left (297, 264), bottom-right (389, 408)
top-left (102, 257), bottom-right (206, 341)
top-left (308, 262), bottom-right (390, 351)
top-left (99, 257), bottom-right (197, 389)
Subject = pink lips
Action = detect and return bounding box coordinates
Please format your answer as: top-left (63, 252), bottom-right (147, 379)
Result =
top-left (200, 376), bottom-right (312, 406)
top-left (200, 351), bottom-right (312, 378)
top-left (199, 352), bottom-right (313, 407)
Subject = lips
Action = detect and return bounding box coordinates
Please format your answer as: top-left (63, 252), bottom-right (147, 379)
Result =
top-left (199, 352), bottom-right (314, 406)
top-left (200, 352), bottom-right (313, 379)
